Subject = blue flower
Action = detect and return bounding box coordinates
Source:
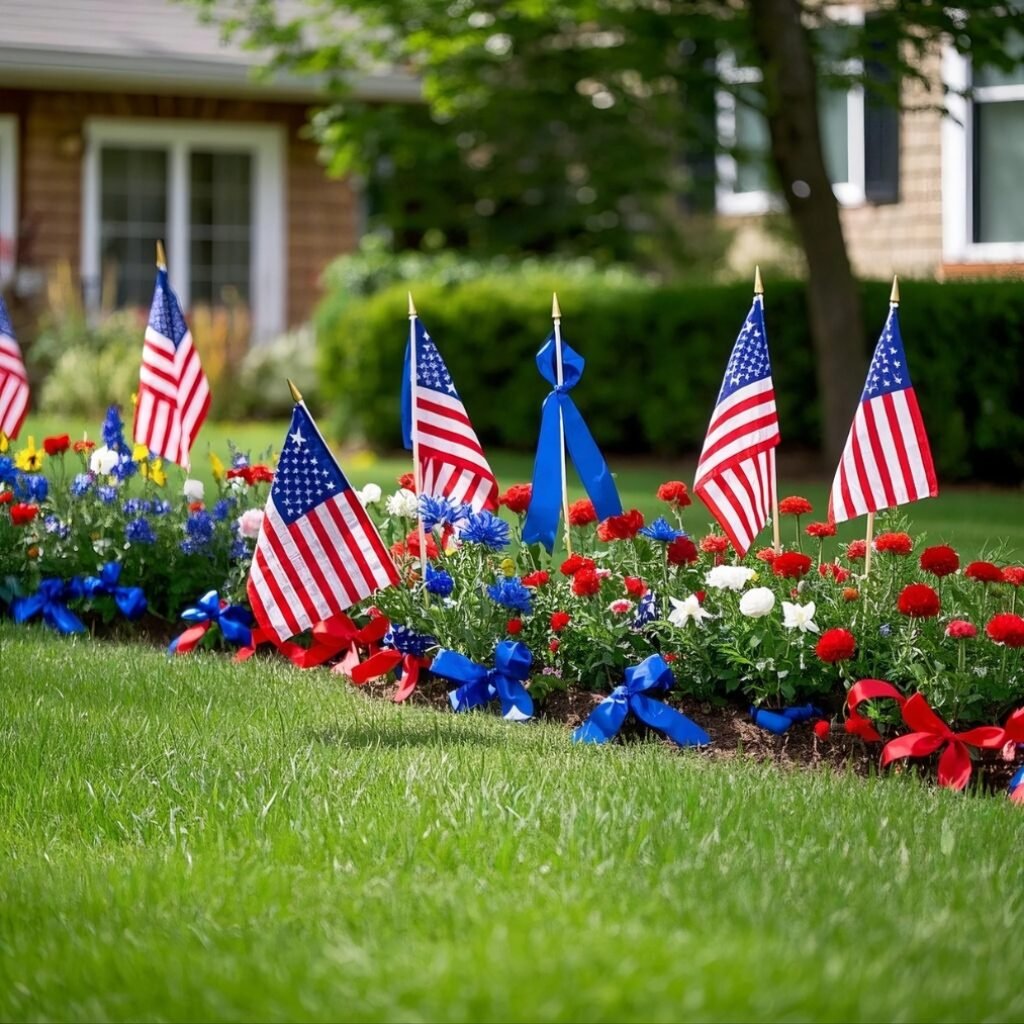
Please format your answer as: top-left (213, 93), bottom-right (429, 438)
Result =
top-left (110, 454), bottom-right (137, 481)
top-left (385, 624), bottom-right (436, 656)
top-left (125, 517), bottom-right (156, 545)
top-left (186, 510), bottom-right (215, 544)
top-left (879, 623), bottom-right (892, 638)
top-left (487, 575), bottom-right (533, 614)
top-left (229, 538), bottom-right (249, 560)
top-left (70, 473), bottom-right (94, 498)
top-left (459, 510), bottom-right (511, 550)
top-left (425, 565), bottom-right (455, 597)
top-left (44, 515), bottom-right (70, 539)
top-left (14, 473), bottom-right (48, 502)
top-left (633, 591), bottom-right (659, 629)
top-left (102, 405), bottom-right (127, 451)
top-left (151, 500), bottom-right (172, 516)
top-left (122, 498), bottom-right (151, 517)
top-left (0, 456), bottom-right (14, 485)
top-left (639, 517), bottom-right (684, 543)
top-left (97, 485), bottom-right (119, 504)
top-left (180, 538), bottom-right (206, 555)
top-left (418, 495), bottom-right (468, 532)
top-left (212, 497), bottom-right (236, 522)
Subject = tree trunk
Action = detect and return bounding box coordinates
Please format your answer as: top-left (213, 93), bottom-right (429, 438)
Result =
top-left (747, 0), bottom-right (866, 472)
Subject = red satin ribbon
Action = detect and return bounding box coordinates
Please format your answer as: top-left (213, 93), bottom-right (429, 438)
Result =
top-left (174, 621), bottom-right (212, 654)
top-left (348, 649), bottom-right (432, 702)
top-left (881, 693), bottom-right (1006, 791)
top-left (234, 625), bottom-right (305, 664)
top-left (845, 679), bottom-right (907, 742)
top-left (235, 614), bottom-right (389, 670)
top-left (1003, 707), bottom-right (1024, 744)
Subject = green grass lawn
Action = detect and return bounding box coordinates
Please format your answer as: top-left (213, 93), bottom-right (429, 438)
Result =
top-left (1, 625), bottom-right (1023, 1023)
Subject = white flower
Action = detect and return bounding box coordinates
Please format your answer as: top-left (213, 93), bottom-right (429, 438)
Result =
top-left (183, 478), bottom-right (205, 502)
top-left (668, 594), bottom-right (714, 628)
top-left (386, 488), bottom-right (419, 518)
top-left (782, 600), bottom-right (819, 633)
top-left (89, 446), bottom-right (119, 475)
top-left (236, 508), bottom-right (265, 539)
top-left (740, 587), bottom-right (776, 618)
top-left (705, 565), bottom-right (756, 591)
top-left (357, 483), bottom-right (382, 506)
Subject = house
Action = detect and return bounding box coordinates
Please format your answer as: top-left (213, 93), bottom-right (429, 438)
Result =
top-left (715, 12), bottom-right (1024, 281)
top-left (0, 0), bottom-right (418, 341)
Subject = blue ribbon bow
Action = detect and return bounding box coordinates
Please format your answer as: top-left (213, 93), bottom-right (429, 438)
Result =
top-left (12, 578), bottom-right (86, 635)
top-left (167, 590), bottom-right (254, 653)
top-left (432, 640), bottom-right (534, 721)
top-left (573, 654), bottom-right (710, 747)
top-left (749, 704), bottom-right (824, 735)
top-left (522, 332), bottom-right (622, 551)
top-left (1010, 764), bottom-right (1024, 799)
top-left (75, 562), bottom-right (148, 620)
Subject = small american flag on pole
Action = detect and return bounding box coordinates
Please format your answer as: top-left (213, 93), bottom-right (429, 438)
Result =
top-left (0, 295), bottom-right (29, 440)
top-left (247, 398), bottom-right (400, 643)
top-left (402, 318), bottom-right (499, 512)
top-left (694, 294), bottom-right (780, 555)
top-left (133, 263), bottom-right (210, 469)
top-left (828, 301), bottom-right (936, 524)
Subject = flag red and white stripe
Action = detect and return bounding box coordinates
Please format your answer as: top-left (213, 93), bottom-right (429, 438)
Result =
top-left (694, 296), bottom-right (780, 555)
top-left (403, 319), bottom-right (499, 511)
top-left (133, 267), bottom-right (210, 469)
top-left (829, 305), bottom-right (936, 523)
top-left (247, 402), bottom-right (400, 643)
top-left (0, 296), bottom-right (29, 439)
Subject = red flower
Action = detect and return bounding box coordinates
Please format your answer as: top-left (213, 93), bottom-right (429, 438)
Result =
top-left (699, 534), bottom-right (730, 555)
top-left (874, 531), bottom-right (913, 556)
top-left (919, 545), bottom-right (960, 578)
top-left (497, 483), bottom-right (532, 515)
top-left (72, 439), bottom-right (96, 453)
top-left (248, 464), bottom-right (274, 485)
top-left (986, 613), bottom-right (1024, 648)
top-left (548, 639), bottom-right (560, 653)
top-left (815, 628), bottom-right (856, 663)
top-left (779, 495), bottom-right (813, 517)
top-left (0, 490), bottom-right (11, 505)
top-left (897, 583), bottom-right (940, 618)
top-left (667, 536), bottom-right (698, 565)
top-left (805, 521), bottom-right (836, 538)
top-left (506, 618), bottom-right (523, 635)
top-left (819, 561), bottom-right (850, 584)
top-left (391, 530), bottom-right (440, 561)
top-left (846, 540), bottom-right (867, 561)
top-left (188, 501), bottom-right (205, 513)
top-left (755, 547), bottom-right (777, 564)
top-left (572, 568), bottom-right (602, 597)
top-left (945, 619), bottom-right (977, 640)
top-left (965, 560), bottom-right (1004, 584)
top-left (43, 434), bottom-right (70, 455)
top-left (772, 552), bottom-right (812, 579)
top-left (1003, 566), bottom-right (1024, 588)
top-left (596, 509), bottom-right (644, 542)
top-left (842, 587), bottom-right (859, 602)
top-left (663, 653), bottom-right (678, 663)
top-left (813, 720), bottom-right (831, 740)
top-left (10, 502), bottom-right (38, 526)
top-left (656, 480), bottom-right (691, 508)
top-left (624, 576), bottom-right (648, 597)
top-left (560, 554), bottom-right (595, 576)
top-left (568, 499), bottom-right (597, 526)
top-left (550, 611), bottom-right (571, 632)
top-left (522, 570), bottom-right (550, 588)
top-left (397, 472), bottom-right (416, 492)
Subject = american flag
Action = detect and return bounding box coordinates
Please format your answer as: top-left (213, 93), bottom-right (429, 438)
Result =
top-left (247, 401), bottom-right (400, 643)
top-left (133, 267), bottom-right (210, 469)
top-left (0, 295), bottom-right (29, 440)
top-left (828, 305), bottom-right (936, 523)
top-left (693, 295), bottom-right (780, 555)
top-left (402, 319), bottom-right (499, 511)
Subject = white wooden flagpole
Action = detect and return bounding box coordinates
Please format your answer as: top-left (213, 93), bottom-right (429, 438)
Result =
top-left (408, 292), bottom-right (430, 589)
top-left (756, 265), bottom-right (781, 555)
top-left (552, 292), bottom-right (573, 556)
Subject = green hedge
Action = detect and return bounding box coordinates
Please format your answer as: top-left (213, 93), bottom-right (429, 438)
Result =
top-left (316, 275), bottom-right (1024, 483)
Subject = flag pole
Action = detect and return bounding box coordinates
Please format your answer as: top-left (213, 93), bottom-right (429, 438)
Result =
top-left (408, 292), bottom-right (430, 589)
top-left (552, 292), bottom-right (573, 557)
top-left (756, 266), bottom-right (781, 555)
top-left (156, 239), bottom-right (167, 272)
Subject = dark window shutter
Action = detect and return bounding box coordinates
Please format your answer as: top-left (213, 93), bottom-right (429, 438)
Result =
top-left (863, 20), bottom-right (900, 204)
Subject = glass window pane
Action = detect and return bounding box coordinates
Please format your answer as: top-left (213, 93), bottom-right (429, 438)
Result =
top-left (974, 30), bottom-right (1024, 88)
top-left (733, 86), bottom-right (771, 194)
top-left (819, 87), bottom-right (849, 185)
top-left (189, 150), bottom-right (252, 305)
top-left (99, 147), bottom-right (168, 307)
top-left (974, 100), bottom-right (1024, 242)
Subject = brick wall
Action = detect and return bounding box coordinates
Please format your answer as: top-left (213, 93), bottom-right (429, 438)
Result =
top-left (0, 88), bottom-right (359, 327)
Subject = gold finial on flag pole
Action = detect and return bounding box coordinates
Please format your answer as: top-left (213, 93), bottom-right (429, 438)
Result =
top-left (156, 240), bottom-right (167, 271)
top-left (287, 379), bottom-right (303, 404)
top-left (890, 275), bottom-right (900, 306)
top-left (408, 291), bottom-right (417, 318)
top-left (754, 265), bottom-right (764, 296)
top-left (552, 292), bottom-right (562, 320)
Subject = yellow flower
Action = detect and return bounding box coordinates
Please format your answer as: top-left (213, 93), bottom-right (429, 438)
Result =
top-left (14, 436), bottom-right (43, 472)
top-left (132, 443), bottom-right (150, 463)
top-left (0, 431), bottom-right (8, 453)
top-left (500, 557), bottom-right (516, 577)
top-left (148, 459), bottom-right (167, 487)
top-left (131, 391), bottom-right (139, 407)
top-left (209, 451), bottom-right (225, 483)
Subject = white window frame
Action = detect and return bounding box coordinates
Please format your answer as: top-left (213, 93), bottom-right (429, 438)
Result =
top-left (81, 118), bottom-right (286, 339)
top-left (0, 115), bottom-right (17, 286)
top-left (942, 47), bottom-right (1024, 263)
top-left (715, 6), bottom-right (866, 215)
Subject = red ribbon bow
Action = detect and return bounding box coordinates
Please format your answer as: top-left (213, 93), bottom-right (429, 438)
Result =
top-left (348, 649), bottom-right (432, 702)
top-left (845, 679), bottom-right (907, 742)
top-left (235, 613), bottom-right (389, 670)
top-left (881, 693), bottom-right (1006, 791)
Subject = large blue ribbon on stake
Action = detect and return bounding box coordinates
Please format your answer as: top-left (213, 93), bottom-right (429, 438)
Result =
top-left (749, 704), bottom-right (824, 735)
top-left (522, 332), bottom-right (622, 551)
top-left (573, 654), bottom-right (710, 747)
top-left (74, 562), bottom-right (148, 620)
top-left (432, 640), bottom-right (534, 721)
top-left (12, 578), bottom-right (86, 635)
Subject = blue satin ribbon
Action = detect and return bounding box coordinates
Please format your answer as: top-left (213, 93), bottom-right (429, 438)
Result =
top-left (1010, 764), bottom-right (1024, 797)
top-left (432, 640), bottom-right (534, 721)
top-left (573, 654), bottom-right (710, 747)
top-left (74, 562), bottom-right (147, 620)
top-left (522, 331), bottom-right (622, 551)
top-left (12, 578), bottom-right (86, 635)
top-left (167, 590), bottom-right (253, 653)
top-left (749, 703), bottom-right (824, 735)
